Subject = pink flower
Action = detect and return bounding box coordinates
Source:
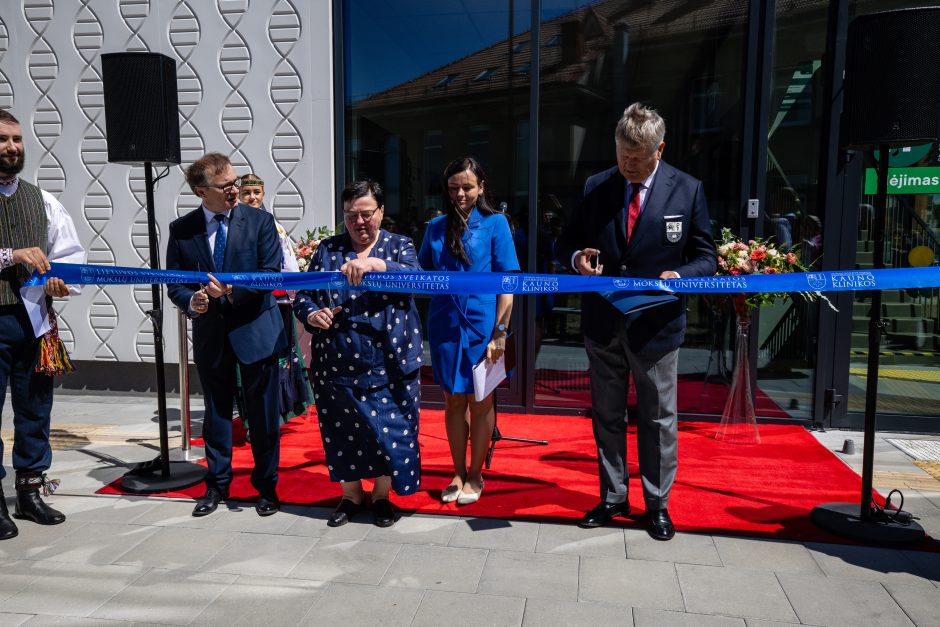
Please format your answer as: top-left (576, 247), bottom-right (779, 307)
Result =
top-left (299, 245), bottom-right (312, 257)
top-left (763, 267), bottom-right (778, 274)
top-left (785, 252), bottom-right (797, 265)
top-left (729, 267), bottom-right (741, 276)
top-left (718, 257), bottom-right (728, 269)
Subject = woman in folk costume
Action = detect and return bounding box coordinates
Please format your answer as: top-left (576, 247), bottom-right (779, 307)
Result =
top-left (238, 173), bottom-right (312, 424)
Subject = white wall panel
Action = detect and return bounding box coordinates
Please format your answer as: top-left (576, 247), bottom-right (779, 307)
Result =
top-left (0, 0), bottom-right (335, 363)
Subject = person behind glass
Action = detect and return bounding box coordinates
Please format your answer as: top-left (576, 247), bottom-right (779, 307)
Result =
top-left (417, 157), bottom-right (520, 505)
top-left (556, 103), bottom-right (716, 540)
top-left (0, 109), bottom-right (85, 541)
top-left (293, 180), bottom-right (423, 528)
top-left (166, 153), bottom-right (287, 518)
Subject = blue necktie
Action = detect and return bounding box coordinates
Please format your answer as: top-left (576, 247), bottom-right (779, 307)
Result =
top-left (213, 214), bottom-right (227, 271)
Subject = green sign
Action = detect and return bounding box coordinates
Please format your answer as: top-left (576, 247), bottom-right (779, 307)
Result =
top-left (864, 167), bottom-right (940, 195)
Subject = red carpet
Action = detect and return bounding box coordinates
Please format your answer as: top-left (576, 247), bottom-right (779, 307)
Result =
top-left (100, 409), bottom-right (934, 547)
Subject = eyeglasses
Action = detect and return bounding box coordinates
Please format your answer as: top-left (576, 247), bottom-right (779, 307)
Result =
top-left (343, 208), bottom-right (380, 222)
top-left (200, 178), bottom-right (241, 192)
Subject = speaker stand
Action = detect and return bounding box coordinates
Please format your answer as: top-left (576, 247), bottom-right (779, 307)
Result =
top-left (120, 162), bottom-right (205, 493)
top-left (811, 145), bottom-right (925, 545)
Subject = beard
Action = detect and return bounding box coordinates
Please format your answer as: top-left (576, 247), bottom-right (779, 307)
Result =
top-left (0, 150), bottom-right (24, 177)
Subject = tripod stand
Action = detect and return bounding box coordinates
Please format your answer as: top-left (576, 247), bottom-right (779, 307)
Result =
top-left (485, 394), bottom-right (548, 469)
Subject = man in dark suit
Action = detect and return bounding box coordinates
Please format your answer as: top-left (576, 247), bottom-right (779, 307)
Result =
top-left (166, 152), bottom-right (287, 517)
top-left (556, 103), bottom-right (716, 540)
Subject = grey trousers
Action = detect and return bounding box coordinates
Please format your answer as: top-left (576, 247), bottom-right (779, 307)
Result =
top-left (584, 325), bottom-right (679, 510)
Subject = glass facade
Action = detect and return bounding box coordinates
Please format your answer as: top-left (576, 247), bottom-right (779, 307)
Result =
top-left (341, 0), bottom-right (940, 427)
top-left (843, 0), bottom-right (940, 424)
top-left (533, 1), bottom-right (747, 412)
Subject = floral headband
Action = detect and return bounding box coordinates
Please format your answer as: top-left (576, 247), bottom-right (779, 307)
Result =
top-left (240, 177), bottom-right (264, 187)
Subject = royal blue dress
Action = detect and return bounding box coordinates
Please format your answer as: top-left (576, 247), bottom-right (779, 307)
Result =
top-left (293, 230), bottom-right (424, 496)
top-left (417, 208), bottom-right (520, 394)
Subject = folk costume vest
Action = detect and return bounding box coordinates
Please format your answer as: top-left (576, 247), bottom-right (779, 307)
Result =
top-left (0, 180), bottom-right (47, 306)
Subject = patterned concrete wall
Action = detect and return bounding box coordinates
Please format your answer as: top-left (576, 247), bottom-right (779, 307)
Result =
top-left (0, 0), bottom-right (335, 363)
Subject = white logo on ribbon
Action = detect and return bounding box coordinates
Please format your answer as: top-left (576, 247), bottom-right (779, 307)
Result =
top-left (80, 267), bottom-right (95, 284)
top-left (806, 273), bottom-right (827, 290)
top-left (613, 278), bottom-right (629, 289)
top-left (501, 275), bottom-right (519, 293)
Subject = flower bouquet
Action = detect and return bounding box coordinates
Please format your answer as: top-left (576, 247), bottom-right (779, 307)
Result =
top-left (295, 226), bottom-right (333, 272)
top-left (714, 228), bottom-right (808, 445)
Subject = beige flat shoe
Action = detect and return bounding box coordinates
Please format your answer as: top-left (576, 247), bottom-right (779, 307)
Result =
top-left (457, 481), bottom-right (484, 505)
top-left (441, 484), bottom-right (462, 503)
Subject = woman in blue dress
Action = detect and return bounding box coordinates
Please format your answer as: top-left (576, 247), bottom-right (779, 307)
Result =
top-left (418, 157), bottom-right (520, 505)
top-left (293, 180), bottom-right (423, 527)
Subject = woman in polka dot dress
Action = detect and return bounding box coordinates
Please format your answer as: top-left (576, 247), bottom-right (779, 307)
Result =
top-left (293, 180), bottom-right (424, 528)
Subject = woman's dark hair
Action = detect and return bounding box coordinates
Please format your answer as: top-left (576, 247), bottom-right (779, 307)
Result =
top-left (341, 179), bottom-right (384, 208)
top-left (442, 156), bottom-right (500, 266)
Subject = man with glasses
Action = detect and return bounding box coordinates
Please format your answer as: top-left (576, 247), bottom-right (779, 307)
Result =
top-left (166, 152), bottom-right (287, 517)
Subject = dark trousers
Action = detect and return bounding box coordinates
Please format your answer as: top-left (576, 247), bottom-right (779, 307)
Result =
top-left (196, 340), bottom-right (281, 498)
top-left (0, 305), bottom-right (54, 481)
top-left (584, 322), bottom-right (679, 511)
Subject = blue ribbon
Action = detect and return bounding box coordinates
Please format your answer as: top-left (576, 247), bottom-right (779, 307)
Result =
top-left (26, 262), bottom-right (940, 295)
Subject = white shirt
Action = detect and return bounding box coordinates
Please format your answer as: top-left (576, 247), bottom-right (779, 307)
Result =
top-left (0, 178), bottom-right (86, 336)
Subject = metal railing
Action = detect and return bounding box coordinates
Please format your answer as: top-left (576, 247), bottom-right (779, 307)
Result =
top-left (177, 309), bottom-right (193, 459)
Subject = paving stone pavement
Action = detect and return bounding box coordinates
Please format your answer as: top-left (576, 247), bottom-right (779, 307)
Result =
top-left (0, 392), bottom-right (939, 626)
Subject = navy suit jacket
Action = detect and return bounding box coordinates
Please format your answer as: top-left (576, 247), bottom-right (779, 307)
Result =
top-left (556, 161), bottom-right (716, 355)
top-left (166, 203), bottom-right (287, 367)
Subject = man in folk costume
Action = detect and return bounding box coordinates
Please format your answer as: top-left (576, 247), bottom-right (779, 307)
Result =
top-left (0, 109), bottom-right (86, 540)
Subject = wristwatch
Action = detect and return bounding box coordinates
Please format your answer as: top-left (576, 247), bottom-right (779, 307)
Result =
top-left (495, 323), bottom-right (508, 333)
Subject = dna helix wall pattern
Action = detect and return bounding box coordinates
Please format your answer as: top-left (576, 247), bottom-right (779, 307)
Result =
top-left (0, 0), bottom-right (335, 364)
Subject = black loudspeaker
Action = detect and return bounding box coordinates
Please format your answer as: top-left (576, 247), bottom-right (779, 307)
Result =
top-left (101, 52), bottom-right (181, 164)
top-left (844, 7), bottom-right (940, 148)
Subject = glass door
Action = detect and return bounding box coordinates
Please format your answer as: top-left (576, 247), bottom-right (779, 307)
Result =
top-left (342, 0), bottom-right (532, 406)
top-left (534, 0), bottom-right (748, 414)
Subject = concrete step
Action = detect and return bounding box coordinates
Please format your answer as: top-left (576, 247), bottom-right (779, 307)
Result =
top-left (854, 262), bottom-right (896, 271)
top-left (886, 331), bottom-right (940, 351)
top-left (889, 317), bottom-right (933, 334)
top-left (855, 290), bottom-right (910, 303)
top-left (852, 301), bottom-right (929, 318)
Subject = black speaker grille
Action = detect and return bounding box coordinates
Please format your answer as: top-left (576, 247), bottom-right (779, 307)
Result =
top-left (102, 52), bottom-right (181, 165)
top-left (844, 7), bottom-right (940, 147)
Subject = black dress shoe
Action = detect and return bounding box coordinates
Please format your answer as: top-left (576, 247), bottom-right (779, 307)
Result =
top-left (579, 501), bottom-right (631, 528)
top-left (192, 487), bottom-right (226, 517)
top-left (647, 508), bottom-right (675, 541)
top-left (256, 495), bottom-right (280, 517)
top-left (327, 499), bottom-right (363, 527)
top-left (372, 499), bottom-right (396, 528)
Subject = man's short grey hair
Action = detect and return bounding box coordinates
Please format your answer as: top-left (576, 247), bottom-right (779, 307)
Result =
top-left (614, 103), bottom-right (665, 150)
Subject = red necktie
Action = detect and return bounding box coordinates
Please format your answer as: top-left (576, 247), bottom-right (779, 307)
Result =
top-left (626, 184), bottom-right (642, 242)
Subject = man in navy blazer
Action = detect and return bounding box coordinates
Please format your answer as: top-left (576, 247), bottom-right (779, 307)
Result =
top-left (166, 152), bottom-right (287, 517)
top-left (556, 103), bottom-right (716, 540)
